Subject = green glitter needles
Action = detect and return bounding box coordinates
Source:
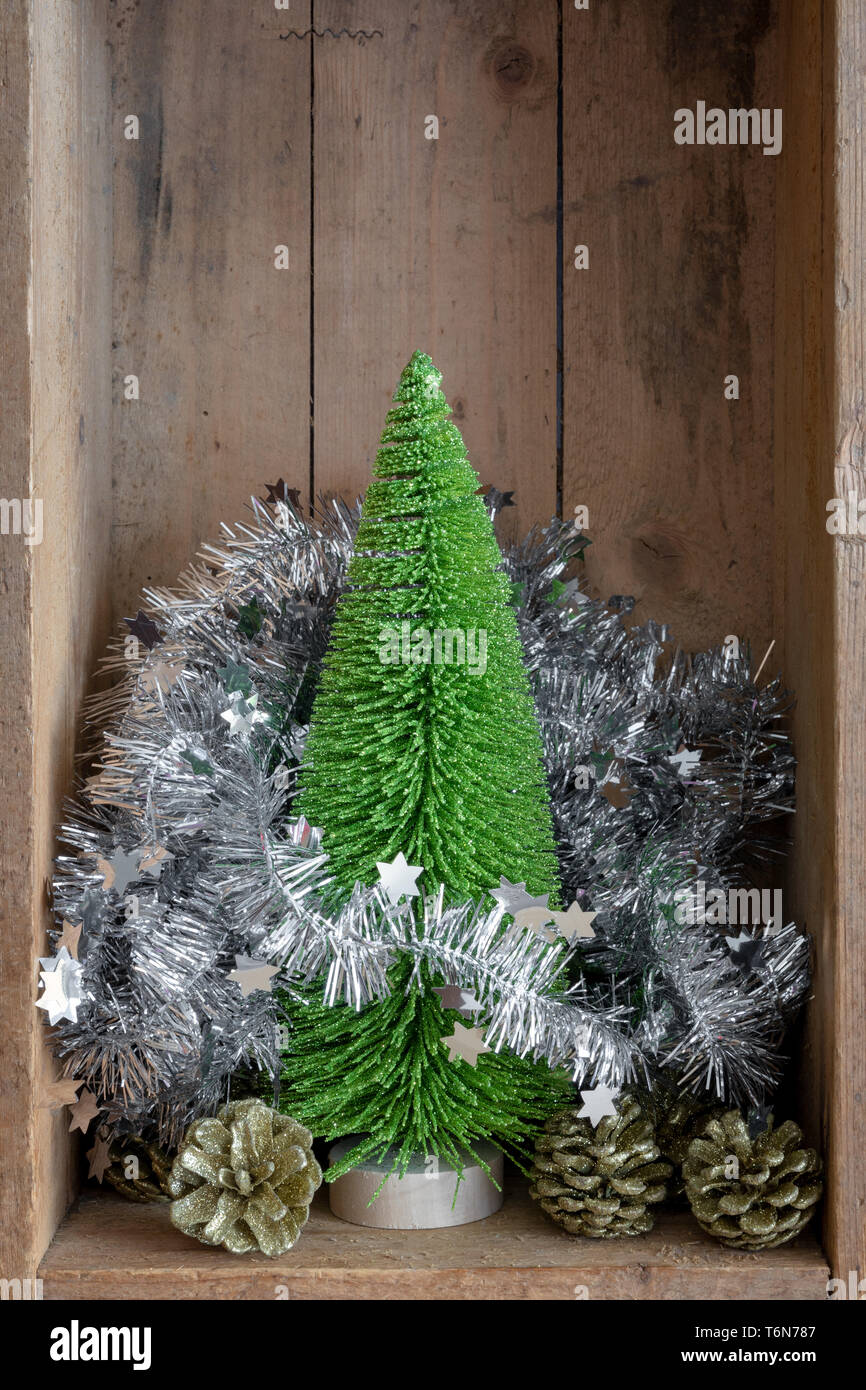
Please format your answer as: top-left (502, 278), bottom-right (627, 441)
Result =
top-left (279, 352), bottom-right (567, 1176)
top-left (298, 350), bottom-right (559, 904)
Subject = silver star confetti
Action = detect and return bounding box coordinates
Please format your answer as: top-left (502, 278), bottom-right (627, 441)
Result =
top-left (57, 919), bottom-right (82, 959)
top-left (376, 852), bottom-right (423, 906)
top-left (272, 763), bottom-right (291, 791)
top-left (512, 904), bottom-right (556, 932)
top-left (137, 843), bottom-right (172, 876)
top-left (441, 1022), bottom-right (492, 1067)
top-left (35, 947), bottom-right (83, 1026)
top-left (747, 1104), bottom-right (774, 1139)
top-left (86, 1130), bottom-right (113, 1183)
top-left (220, 691), bottom-right (268, 737)
top-left (432, 984), bottom-right (481, 1017)
top-left (97, 846), bottom-right (144, 896)
top-left (141, 659), bottom-right (185, 694)
top-left (668, 745), bottom-right (702, 777)
top-left (577, 1084), bottom-right (620, 1127)
top-left (550, 901), bottom-right (598, 941)
top-left (489, 877), bottom-right (550, 916)
top-left (68, 1087), bottom-right (102, 1133)
top-left (41, 1078), bottom-right (84, 1110)
top-left (289, 724), bottom-right (309, 760)
top-left (288, 815), bottom-right (319, 849)
top-left (227, 954), bottom-right (280, 999)
top-left (725, 930), bottom-right (766, 974)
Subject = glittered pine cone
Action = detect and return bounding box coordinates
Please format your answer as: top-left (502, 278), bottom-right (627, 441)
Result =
top-left (168, 1098), bottom-right (322, 1256)
top-left (654, 1092), bottom-right (724, 1200)
top-left (105, 1137), bottom-right (172, 1203)
top-left (530, 1092), bottom-right (672, 1238)
top-left (683, 1111), bottom-right (823, 1250)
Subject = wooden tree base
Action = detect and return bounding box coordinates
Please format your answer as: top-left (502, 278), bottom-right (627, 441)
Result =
top-left (327, 1140), bottom-right (505, 1229)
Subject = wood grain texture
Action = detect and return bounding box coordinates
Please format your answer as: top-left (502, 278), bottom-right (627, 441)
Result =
top-left (827, 0), bottom-right (866, 1285)
top-left (564, 1), bottom-right (777, 654)
top-left (111, 0), bottom-right (311, 624)
top-left (0, 0), bottom-right (113, 1278)
top-left (772, 0), bottom-right (832, 1270)
top-left (774, 0), bottom-right (866, 1281)
top-left (31, 0), bottom-right (115, 1270)
top-left (39, 1188), bottom-right (828, 1300)
top-left (0, 0), bottom-right (39, 1287)
top-left (311, 1), bottom-right (558, 545)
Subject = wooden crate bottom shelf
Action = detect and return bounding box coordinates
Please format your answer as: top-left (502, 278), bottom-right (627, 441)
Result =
top-left (39, 1186), bottom-right (829, 1300)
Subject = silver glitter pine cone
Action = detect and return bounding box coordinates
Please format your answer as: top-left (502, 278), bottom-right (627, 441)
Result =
top-left (168, 1098), bottom-right (322, 1256)
top-left (529, 1092), bottom-right (672, 1238)
top-left (683, 1111), bottom-right (822, 1250)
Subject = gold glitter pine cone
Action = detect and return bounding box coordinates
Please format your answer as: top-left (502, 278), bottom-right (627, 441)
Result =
top-left (683, 1111), bottom-right (823, 1250)
top-left (654, 1092), bottom-right (724, 1200)
top-left (529, 1092), bottom-right (672, 1238)
top-left (168, 1098), bottom-right (322, 1257)
top-left (105, 1136), bottom-right (173, 1203)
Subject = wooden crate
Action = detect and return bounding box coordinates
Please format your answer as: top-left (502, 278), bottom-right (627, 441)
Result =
top-left (1, 0), bottom-right (862, 1298)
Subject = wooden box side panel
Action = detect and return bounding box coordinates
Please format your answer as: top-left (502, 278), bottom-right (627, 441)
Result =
top-left (775, 0), bottom-right (866, 1277)
top-left (30, 0), bottom-right (115, 1266)
top-left (0, 0), bottom-right (114, 1277)
top-left (825, 0), bottom-right (866, 1278)
top-left (0, 0), bottom-right (40, 1284)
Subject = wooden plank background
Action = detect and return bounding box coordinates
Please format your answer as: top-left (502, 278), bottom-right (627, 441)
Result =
top-left (111, 0), bottom-right (558, 615)
top-left (108, 0), bottom-right (777, 656)
top-left (564, 0), bottom-right (777, 655)
top-left (311, 1), bottom-right (558, 549)
top-left (111, 0), bottom-right (312, 612)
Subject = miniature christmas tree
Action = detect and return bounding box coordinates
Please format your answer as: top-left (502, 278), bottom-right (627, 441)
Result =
top-left (281, 351), bottom-right (566, 1174)
top-left (297, 350), bottom-right (559, 901)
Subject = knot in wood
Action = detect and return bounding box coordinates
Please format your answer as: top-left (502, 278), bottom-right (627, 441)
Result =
top-left (487, 41), bottom-right (535, 100)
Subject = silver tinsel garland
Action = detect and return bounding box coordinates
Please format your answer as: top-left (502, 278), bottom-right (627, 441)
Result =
top-left (46, 494), bottom-right (810, 1146)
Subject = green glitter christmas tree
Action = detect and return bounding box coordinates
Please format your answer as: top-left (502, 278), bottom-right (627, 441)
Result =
top-left (279, 351), bottom-right (567, 1176)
